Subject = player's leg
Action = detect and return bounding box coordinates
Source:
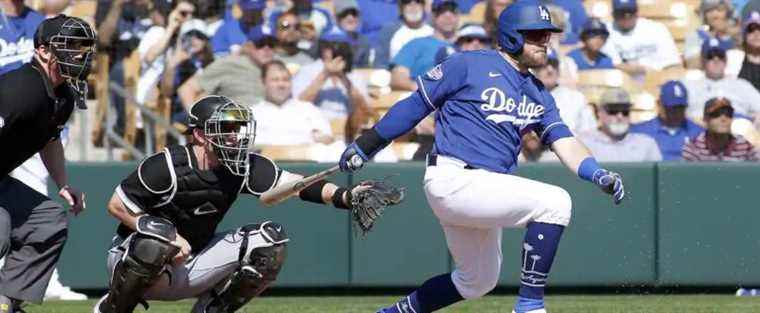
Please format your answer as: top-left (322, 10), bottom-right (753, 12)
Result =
top-left (379, 225), bottom-right (501, 313)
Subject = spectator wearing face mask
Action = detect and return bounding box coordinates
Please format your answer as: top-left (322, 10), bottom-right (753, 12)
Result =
top-left (373, 0), bottom-right (434, 70)
top-left (578, 88), bottom-right (663, 162)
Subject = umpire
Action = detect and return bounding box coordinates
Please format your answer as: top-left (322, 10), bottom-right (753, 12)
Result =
top-left (0, 15), bottom-right (95, 312)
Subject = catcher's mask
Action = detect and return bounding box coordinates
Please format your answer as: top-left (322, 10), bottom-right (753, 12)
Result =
top-left (34, 15), bottom-right (97, 109)
top-left (188, 96), bottom-right (256, 176)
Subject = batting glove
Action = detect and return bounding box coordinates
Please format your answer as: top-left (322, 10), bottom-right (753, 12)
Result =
top-left (339, 143), bottom-right (369, 172)
top-left (593, 169), bottom-right (625, 205)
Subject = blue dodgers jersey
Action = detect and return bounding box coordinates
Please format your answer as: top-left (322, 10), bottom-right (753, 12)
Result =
top-left (0, 8), bottom-right (44, 75)
top-left (418, 50), bottom-right (570, 174)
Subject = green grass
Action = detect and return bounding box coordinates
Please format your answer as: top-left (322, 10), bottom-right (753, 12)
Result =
top-left (19, 295), bottom-right (760, 313)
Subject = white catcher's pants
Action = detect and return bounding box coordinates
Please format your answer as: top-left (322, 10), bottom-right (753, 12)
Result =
top-left (423, 155), bottom-right (572, 299)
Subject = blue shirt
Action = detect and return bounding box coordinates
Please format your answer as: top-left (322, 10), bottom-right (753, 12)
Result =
top-left (630, 117), bottom-right (704, 161)
top-left (456, 0), bottom-right (482, 13)
top-left (417, 50), bottom-right (571, 173)
top-left (567, 48), bottom-right (614, 70)
top-left (543, 0), bottom-right (588, 44)
top-left (696, 29), bottom-right (734, 51)
top-left (358, 0), bottom-right (398, 42)
top-left (211, 18), bottom-right (247, 57)
top-left (0, 8), bottom-right (44, 75)
top-left (392, 36), bottom-right (451, 78)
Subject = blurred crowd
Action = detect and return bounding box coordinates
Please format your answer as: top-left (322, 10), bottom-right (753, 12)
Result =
top-left (6, 0), bottom-right (760, 163)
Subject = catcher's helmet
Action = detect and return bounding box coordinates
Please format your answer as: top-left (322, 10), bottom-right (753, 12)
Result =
top-left (188, 96), bottom-right (256, 176)
top-left (497, 0), bottom-right (562, 55)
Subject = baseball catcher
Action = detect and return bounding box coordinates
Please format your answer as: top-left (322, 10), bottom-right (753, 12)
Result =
top-left (94, 95), bottom-right (403, 313)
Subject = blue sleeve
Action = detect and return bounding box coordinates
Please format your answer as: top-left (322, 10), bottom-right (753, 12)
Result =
top-left (391, 40), bottom-right (418, 71)
top-left (374, 91), bottom-right (435, 140)
top-left (415, 53), bottom-right (468, 110)
top-left (535, 91), bottom-right (573, 145)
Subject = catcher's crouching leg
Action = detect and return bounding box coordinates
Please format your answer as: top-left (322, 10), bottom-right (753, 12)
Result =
top-left (96, 216), bottom-right (179, 313)
top-left (192, 221), bottom-right (289, 313)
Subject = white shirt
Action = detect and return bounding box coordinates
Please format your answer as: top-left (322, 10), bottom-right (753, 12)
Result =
top-left (10, 127), bottom-right (69, 195)
top-left (602, 18), bottom-right (680, 71)
top-left (550, 86), bottom-right (597, 134)
top-left (251, 98), bottom-right (332, 145)
top-left (291, 60), bottom-right (368, 119)
top-left (389, 24), bottom-right (434, 60)
top-left (136, 26), bottom-right (167, 105)
top-left (578, 128), bottom-right (663, 162)
top-left (681, 76), bottom-right (760, 121)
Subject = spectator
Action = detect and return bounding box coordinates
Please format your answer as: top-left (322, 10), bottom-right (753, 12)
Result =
top-left (178, 25), bottom-right (275, 109)
top-left (682, 97), bottom-right (759, 161)
top-left (578, 88), bottom-right (663, 161)
top-left (289, 0), bottom-right (334, 48)
top-left (434, 23), bottom-right (492, 63)
top-left (373, 0), bottom-right (434, 69)
top-left (601, 0), bottom-right (681, 77)
top-left (357, 0), bottom-right (400, 42)
top-left (543, 0), bottom-right (589, 45)
top-left (566, 18), bottom-right (615, 71)
top-left (292, 27), bottom-right (374, 141)
top-left (682, 38), bottom-right (760, 123)
top-left (461, 0), bottom-right (510, 39)
top-left (161, 29), bottom-right (214, 127)
top-left (534, 57), bottom-right (597, 134)
top-left (685, 0), bottom-right (737, 67)
top-left (334, 0), bottom-right (373, 67)
top-left (738, 10), bottom-right (760, 91)
top-left (631, 81), bottom-right (704, 161)
top-left (95, 0), bottom-right (153, 138)
top-left (211, 0), bottom-right (265, 57)
top-left (253, 60), bottom-right (333, 145)
top-left (41, 0), bottom-right (71, 17)
top-left (0, 0), bottom-right (44, 76)
top-left (271, 10), bottom-right (314, 73)
top-left (390, 0), bottom-right (459, 91)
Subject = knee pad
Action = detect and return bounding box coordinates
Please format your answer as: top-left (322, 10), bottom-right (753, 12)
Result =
top-left (534, 186), bottom-right (572, 227)
top-left (192, 221), bottom-right (289, 313)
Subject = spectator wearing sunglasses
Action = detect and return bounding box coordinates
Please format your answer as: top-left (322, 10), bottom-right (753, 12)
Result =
top-left (682, 38), bottom-right (760, 124)
top-left (434, 23), bottom-right (492, 64)
top-left (178, 25), bottom-right (274, 110)
top-left (335, 0), bottom-right (372, 67)
top-left (566, 18), bottom-right (614, 71)
top-left (682, 97), bottom-right (759, 161)
top-left (631, 81), bottom-right (704, 161)
top-left (578, 88), bottom-right (663, 162)
top-left (600, 0), bottom-right (680, 77)
top-left (390, 0), bottom-right (459, 91)
top-left (271, 9), bottom-right (314, 73)
top-left (374, 0), bottom-right (434, 69)
top-left (211, 0), bottom-right (265, 57)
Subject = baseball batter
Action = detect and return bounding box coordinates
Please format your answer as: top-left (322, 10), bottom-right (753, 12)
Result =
top-left (339, 1), bottom-right (626, 312)
top-left (93, 95), bottom-right (394, 313)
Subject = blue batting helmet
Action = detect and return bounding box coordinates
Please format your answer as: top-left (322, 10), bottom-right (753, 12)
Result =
top-left (497, 0), bottom-right (562, 55)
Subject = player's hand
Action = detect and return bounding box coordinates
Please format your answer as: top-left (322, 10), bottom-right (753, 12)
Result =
top-left (593, 169), bottom-right (625, 205)
top-left (59, 185), bottom-right (85, 216)
top-left (339, 143), bottom-right (369, 172)
top-left (170, 234), bottom-right (192, 265)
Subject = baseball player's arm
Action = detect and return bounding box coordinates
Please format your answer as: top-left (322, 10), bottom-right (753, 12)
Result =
top-left (107, 192), bottom-right (142, 231)
top-left (551, 136), bottom-right (626, 204)
top-left (550, 136), bottom-right (593, 174)
top-left (40, 139), bottom-right (85, 215)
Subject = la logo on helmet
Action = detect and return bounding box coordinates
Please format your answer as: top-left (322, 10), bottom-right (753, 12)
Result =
top-left (539, 6), bottom-right (550, 21)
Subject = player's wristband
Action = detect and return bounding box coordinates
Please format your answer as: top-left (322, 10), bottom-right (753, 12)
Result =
top-left (332, 187), bottom-right (351, 210)
top-left (578, 157), bottom-right (602, 183)
top-left (298, 180), bottom-right (328, 204)
top-left (355, 128), bottom-right (390, 158)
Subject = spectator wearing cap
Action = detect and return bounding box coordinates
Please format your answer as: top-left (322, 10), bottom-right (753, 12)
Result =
top-left (271, 10), bottom-right (314, 73)
top-left (542, 0), bottom-right (590, 45)
top-left (578, 88), bottom-right (663, 161)
top-left (434, 23), bottom-right (492, 64)
top-left (211, 0), bottom-right (265, 57)
top-left (390, 0), bottom-right (459, 91)
top-left (252, 60), bottom-right (334, 145)
top-left (178, 24), bottom-right (275, 109)
top-left (682, 38), bottom-right (760, 123)
top-left (684, 0), bottom-right (737, 68)
top-left (535, 57), bottom-right (597, 135)
top-left (601, 0), bottom-right (681, 76)
top-left (566, 18), bottom-right (615, 70)
top-left (682, 97), bottom-right (759, 161)
top-left (356, 0), bottom-right (400, 43)
top-left (286, 0), bottom-right (335, 46)
top-left (292, 27), bottom-right (375, 141)
top-left (737, 10), bottom-right (760, 91)
top-left (373, 0), bottom-right (434, 70)
top-left (630, 81), bottom-right (704, 160)
top-left (0, 0), bottom-right (44, 75)
top-left (334, 0), bottom-right (373, 67)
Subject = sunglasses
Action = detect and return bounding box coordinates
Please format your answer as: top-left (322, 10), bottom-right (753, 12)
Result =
top-left (521, 30), bottom-right (551, 44)
top-left (338, 8), bottom-right (359, 19)
top-left (605, 108), bottom-right (630, 116)
top-left (707, 107), bottom-right (733, 119)
top-left (400, 0), bottom-right (424, 4)
top-left (458, 36), bottom-right (491, 45)
top-left (254, 38), bottom-right (277, 48)
top-left (613, 9), bottom-right (637, 18)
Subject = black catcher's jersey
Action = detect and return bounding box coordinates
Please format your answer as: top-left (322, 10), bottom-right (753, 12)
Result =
top-left (115, 144), bottom-right (284, 252)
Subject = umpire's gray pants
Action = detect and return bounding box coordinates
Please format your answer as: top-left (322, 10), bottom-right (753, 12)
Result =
top-left (0, 176), bottom-right (68, 303)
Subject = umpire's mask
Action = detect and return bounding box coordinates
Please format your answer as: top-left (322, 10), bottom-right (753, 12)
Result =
top-left (189, 96), bottom-right (257, 176)
top-left (35, 15), bottom-right (97, 109)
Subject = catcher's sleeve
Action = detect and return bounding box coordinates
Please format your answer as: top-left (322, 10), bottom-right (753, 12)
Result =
top-left (116, 151), bottom-right (175, 214)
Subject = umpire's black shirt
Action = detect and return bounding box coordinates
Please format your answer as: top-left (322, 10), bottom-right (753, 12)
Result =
top-left (0, 60), bottom-right (77, 177)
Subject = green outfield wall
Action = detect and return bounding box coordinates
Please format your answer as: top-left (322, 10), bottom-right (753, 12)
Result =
top-left (54, 162), bottom-right (759, 289)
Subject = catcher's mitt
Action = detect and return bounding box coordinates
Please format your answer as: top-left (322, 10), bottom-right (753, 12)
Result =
top-left (349, 179), bottom-right (405, 236)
